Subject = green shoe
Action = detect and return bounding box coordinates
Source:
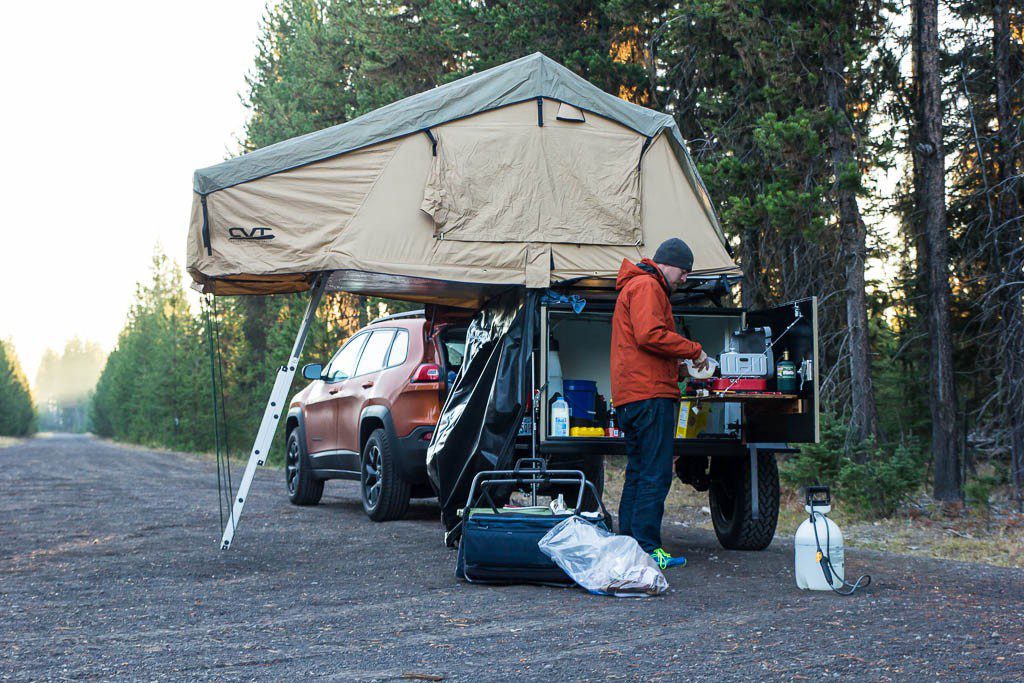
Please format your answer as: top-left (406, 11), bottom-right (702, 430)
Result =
top-left (651, 548), bottom-right (687, 569)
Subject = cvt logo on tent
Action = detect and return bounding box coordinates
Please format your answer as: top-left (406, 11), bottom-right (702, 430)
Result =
top-left (228, 226), bottom-right (275, 241)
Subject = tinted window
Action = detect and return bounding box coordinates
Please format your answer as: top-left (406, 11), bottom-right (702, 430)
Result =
top-left (326, 332), bottom-right (369, 381)
top-left (386, 329), bottom-right (409, 367)
top-left (355, 330), bottom-right (395, 376)
top-left (443, 327), bottom-right (467, 369)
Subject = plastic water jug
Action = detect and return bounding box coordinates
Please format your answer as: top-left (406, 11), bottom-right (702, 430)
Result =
top-left (551, 397), bottom-right (570, 437)
top-left (548, 350), bottom-right (564, 399)
top-left (795, 492), bottom-right (844, 591)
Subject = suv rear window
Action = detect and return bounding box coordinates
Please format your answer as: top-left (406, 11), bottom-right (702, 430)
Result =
top-left (386, 329), bottom-right (409, 367)
top-left (355, 329), bottom-right (396, 376)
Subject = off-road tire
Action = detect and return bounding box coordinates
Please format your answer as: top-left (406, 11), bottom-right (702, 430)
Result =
top-left (708, 451), bottom-right (779, 550)
top-left (286, 428), bottom-right (324, 506)
top-left (360, 428), bottom-right (411, 522)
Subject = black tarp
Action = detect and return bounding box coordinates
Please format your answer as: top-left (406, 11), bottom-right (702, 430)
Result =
top-left (426, 289), bottom-right (539, 546)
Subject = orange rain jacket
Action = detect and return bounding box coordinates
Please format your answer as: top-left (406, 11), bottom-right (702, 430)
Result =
top-left (610, 258), bottom-right (703, 408)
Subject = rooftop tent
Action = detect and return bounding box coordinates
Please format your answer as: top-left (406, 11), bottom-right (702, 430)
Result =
top-left (188, 52), bottom-right (739, 306)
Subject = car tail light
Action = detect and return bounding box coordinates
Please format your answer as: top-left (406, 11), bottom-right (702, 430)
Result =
top-left (421, 431), bottom-right (434, 441)
top-left (411, 363), bottom-right (441, 383)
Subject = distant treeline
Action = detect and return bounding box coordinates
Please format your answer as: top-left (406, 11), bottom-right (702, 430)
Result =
top-left (0, 339), bottom-right (35, 436)
top-left (93, 0), bottom-right (1022, 509)
top-left (90, 253), bottom-right (412, 459)
top-left (34, 339), bottom-right (105, 433)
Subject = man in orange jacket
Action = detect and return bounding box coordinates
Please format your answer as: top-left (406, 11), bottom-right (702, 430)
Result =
top-left (611, 238), bottom-right (708, 569)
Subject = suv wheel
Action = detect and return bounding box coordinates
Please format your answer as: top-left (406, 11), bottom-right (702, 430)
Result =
top-left (286, 428), bottom-right (323, 505)
top-left (360, 428), bottom-right (411, 521)
top-left (708, 451), bottom-right (779, 550)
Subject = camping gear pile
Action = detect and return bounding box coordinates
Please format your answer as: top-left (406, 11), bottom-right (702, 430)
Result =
top-left (455, 458), bottom-right (667, 596)
top-left (455, 458), bottom-right (609, 584)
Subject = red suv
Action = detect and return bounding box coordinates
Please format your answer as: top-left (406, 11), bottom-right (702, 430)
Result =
top-left (285, 311), bottom-right (466, 520)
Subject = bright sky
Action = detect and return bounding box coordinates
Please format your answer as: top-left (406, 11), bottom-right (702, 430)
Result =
top-left (0, 1), bottom-right (270, 385)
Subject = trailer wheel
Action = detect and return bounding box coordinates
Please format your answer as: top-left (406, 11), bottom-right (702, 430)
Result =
top-left (360, 428), bottom-right (410, 522)
top-left (286, 428), bottom-right (323, 506)
top-left (708, 451), bottom-right (779, 550)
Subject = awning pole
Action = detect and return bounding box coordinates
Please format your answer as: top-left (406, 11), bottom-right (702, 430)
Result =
top-left (220, 273), bottom-right (328, 550)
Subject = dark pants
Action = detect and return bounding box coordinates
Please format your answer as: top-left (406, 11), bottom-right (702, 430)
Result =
top-left (616, 397), bottom-right (677, 552)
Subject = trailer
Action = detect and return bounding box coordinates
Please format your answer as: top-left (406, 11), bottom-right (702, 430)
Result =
top-left (532, 292), bottom-right (819, 549)
top-left (185, 52), bottom-right (815, 549)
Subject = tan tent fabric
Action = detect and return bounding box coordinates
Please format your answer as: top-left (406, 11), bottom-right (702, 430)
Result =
top-left (188, 140), bottom-right (400, 278)
top-left (187, 55), bottom-right (740, 301)
top-left (420, 106), bottom-right (642, 245)
top-left (548, 134), bottom-right (740, 280)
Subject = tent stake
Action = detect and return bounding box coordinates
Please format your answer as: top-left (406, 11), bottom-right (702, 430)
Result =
top-left (220, 273), bottom-right (328, 550)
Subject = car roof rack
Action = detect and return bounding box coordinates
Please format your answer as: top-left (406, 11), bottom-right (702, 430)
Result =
top-left (370, 309), bottom-right (425, 325)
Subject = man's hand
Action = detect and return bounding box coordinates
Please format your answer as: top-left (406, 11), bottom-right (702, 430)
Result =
top-left (692, 350), bottom-right (710, 372)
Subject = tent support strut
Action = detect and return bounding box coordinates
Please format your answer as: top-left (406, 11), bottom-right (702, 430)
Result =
top-left (219, 273), bottom-right (328, 550)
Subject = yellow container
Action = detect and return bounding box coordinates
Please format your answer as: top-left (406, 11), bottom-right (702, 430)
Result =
top-left (676, 400), bottom-right (709, 439)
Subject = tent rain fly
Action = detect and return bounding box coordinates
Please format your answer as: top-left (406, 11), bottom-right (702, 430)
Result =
top-left (188, 52), bottom-right (738, 305)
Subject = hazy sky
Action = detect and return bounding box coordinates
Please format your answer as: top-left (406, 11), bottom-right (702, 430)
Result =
top-left (0, 1), bottom-right (270, 384)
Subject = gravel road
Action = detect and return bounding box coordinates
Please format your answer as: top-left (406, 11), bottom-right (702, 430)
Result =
top-left (1, 434), bottom-right (1022, 681)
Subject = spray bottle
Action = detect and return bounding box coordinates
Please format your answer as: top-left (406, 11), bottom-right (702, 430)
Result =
top-left (795, 486), bottom-right (871, 594)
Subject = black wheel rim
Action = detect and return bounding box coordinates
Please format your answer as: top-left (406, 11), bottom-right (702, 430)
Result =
top-left (286, 436), bottom-right (299, 495)
top-left (363, 444), bottom-right (382, 509)
top-left (712, 480), bottom-right (737, 526)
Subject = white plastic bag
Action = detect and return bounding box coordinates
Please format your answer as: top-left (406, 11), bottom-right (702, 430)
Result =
top-left (538, 516), bottom-right (669, 597)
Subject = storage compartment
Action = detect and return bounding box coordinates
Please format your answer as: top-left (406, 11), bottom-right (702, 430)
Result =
top-left (538, 296), bottom-right (819, 449)
top-left (540, 305), bottom-right (745, 444)
top-left (745, 297), bottom-right (820, 443)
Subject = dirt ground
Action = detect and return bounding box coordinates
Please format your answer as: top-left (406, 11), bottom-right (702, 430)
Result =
top-left (2, 434), bottom-right (1023, 681)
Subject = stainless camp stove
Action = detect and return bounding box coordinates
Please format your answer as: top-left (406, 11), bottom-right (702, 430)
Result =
top-left (718, 326), bottom-right (774, 378)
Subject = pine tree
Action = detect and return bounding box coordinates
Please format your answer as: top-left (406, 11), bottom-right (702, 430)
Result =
top-left (0, 339), bottom-right (36, 436)
top-left (656, 1), bottom-right (894, 448)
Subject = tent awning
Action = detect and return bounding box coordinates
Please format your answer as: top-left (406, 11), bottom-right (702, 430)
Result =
top-left (188, 53), bottom-right (739, 299)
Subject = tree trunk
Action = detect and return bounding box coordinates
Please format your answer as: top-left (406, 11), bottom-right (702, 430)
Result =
top-left (824, 40), bottom-right (880, 451)
top-left (912, 0), bottom-right (960, 502)
top-left (992, 0), bottom-right (1024, 508)
top-left (241, 295), bottom-right (270, 369)
top-left (741, 224), bottom-right (766, 310)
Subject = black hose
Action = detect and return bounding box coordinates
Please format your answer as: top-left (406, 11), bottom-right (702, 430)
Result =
top-left (810, 511), bottom-right (871, 596)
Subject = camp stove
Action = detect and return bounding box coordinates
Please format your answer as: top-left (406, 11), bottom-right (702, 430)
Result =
top-left (718, 326), bottom-right (774, 378)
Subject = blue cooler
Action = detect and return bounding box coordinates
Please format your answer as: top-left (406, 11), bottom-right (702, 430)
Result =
top-left (563, 379), bottom-right (598, 423)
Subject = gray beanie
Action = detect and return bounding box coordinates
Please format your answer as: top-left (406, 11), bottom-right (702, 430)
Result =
top-left (653, 238), bottom-right (694, 272)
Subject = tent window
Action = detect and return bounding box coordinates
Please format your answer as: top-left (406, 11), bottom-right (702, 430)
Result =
top-left (556, 102), bottom-right (586, 122)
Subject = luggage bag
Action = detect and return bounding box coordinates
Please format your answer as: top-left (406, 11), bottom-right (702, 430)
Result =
top-left (455, 458), bottom-right (611, 584)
